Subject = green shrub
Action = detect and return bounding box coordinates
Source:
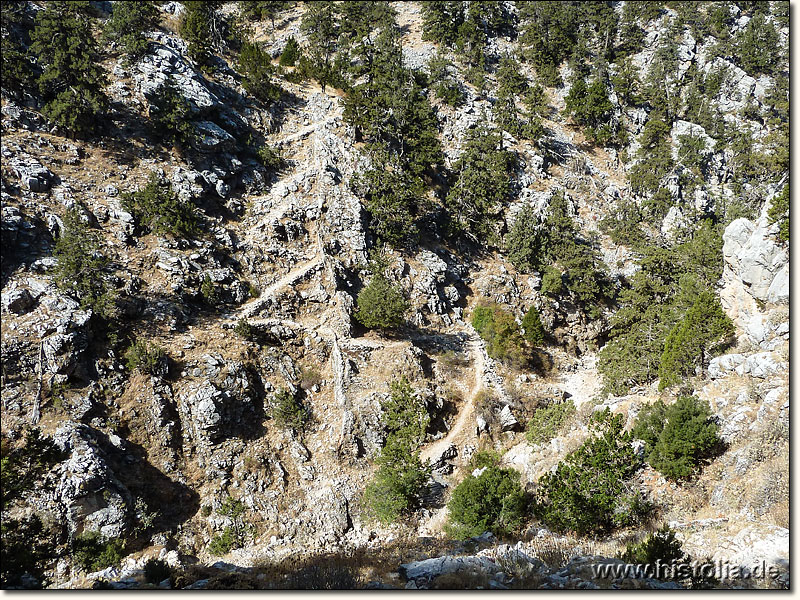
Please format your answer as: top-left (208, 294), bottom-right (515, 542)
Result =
top-left (270, 389), bottom-right (309, 432)
top-left (446, 466), bottom-right (527, 538)
top-left (143, 558), bottom-right (172, 584)
top-left (255, 144), bottom-right (285, 171)
top-left (632, 396), bottom-right (721, 480)
top-left (123, 338), bottom-right (167, 376)
top-left (470, 303), bottom-right (528, 367)
top-left (52, 208), bottom-right (115, 319)
top-left (355, 274), bottom-right (408, 331)
top-left (279, 36), bottom-right (300, 66)
top-left (208, 527), bottom-right (237, 556)
top-left (468, 450), bottom-right (502, 470)
top-left (148, 75), bottom-right (196, 145)
top-left (121, 172), bottom-right (199, 238)
top-left (622, 525), bottom-right (685, 564)
top-left (534, 409), bottom-right (648, 535)
top-left (526, 402), bottom-right (574, 445)
top-left (521, 306), bottom-right (545, 345)
top-left (200, 274), bottom-right (220, 306)
top-left (72, 532), bottom-right (126, 572)
top-left (234, 319), bottom-right (257, 341)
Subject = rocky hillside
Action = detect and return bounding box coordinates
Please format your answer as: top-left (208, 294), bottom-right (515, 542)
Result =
top-left (0, 0), bottom-right (789, 590)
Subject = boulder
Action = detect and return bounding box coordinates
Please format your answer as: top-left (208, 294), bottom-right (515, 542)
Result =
top-left (499, 405), bottom-right (519, 431)
top-left (192, 121), bottom-right (236, 153)
top-left (9, 155), bottom-right (53, 192)
top-left (400, 555), bottom-right (501, 588)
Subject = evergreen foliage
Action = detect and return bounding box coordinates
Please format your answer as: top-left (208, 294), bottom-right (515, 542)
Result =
top-left (148, 75), bottom-right (196, 145)
top-left (658, 291), bottom-right (733, 390)
top-left (121, 172), bottom-right (199, 238)
top-left (622, 525), bottom-right (685, 564)
top-left (447, 466), bottom-right (527, 538)
top-left (445, 125), bottom-right (516, 241)
top-left (521, 306), bottom-right (545, 345)
top-left (735, 12), bottom-right (780, 75)
top-left (355, 273), bottom-right (409, 331)
top-left (72, 532), bottom-right (126, 572)
top-left (506, 191), bottom-right (611, 316)
top-left (364, 377), bottom-right (430, 523)
top-left (180, 1), bottom-right (225, 69)
top-left (200, 274), bottom-right (219, 306)
top-left (279, 36), bottom-right (300, 66)
top-left (598, 220), bottom-right (727, 395)
top-left (299, 1), bottom-right (339, 91)
top-left (270, 389), bottom-right (310, 432)
top-left (632, 396), bottom-right (721, 480)
top-left (52, 209), bottom-right (115, 319)
top-left (30, 0), bottom-right (107, 137)
top-left (350, 149), bottom-right (423, 247)
top-left (471, 303), bottom-right (528, 367)
top-left (1, 0), bottom-right (37, 97)
top-left (526, 401), bottom-right (574, 445)
top-left (534, 409), bottom-right (648, 535)
top-left (767, 185), bottom-right (789, 243)
top-left (240, 1), bottom-right (287, 28)
top-left (105, 1), bottom-right (160, 61)
top-left (428, 51), bottom-right (465, 107)
top-left (123, 338), bottom-right (168, 376)
top-left (564, 77), bottom-right (616, 145)
top-left (238, 41), bottom-right (281, 103)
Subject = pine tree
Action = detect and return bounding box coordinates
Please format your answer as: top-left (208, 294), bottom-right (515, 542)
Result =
top-left (1, 0), bottom-right (36, 97)
top-left (52, 208), bottom-right (115, 318)
top-left (105, 0), bottom-right (160, 61)
top-left (180, 1), bottom-right (224, 68)
top-left (534, 409), bottom-right (646, 535)
top-left (240, 1), bottom-right (287, 29)
top-left (350, 149), bottom-right (424, 247)
top-left (363, 377), bottom-right (430, 523)
top-left (355, 273), bottom-right (409, 331)
top-left (658, 291), bottom-right (734, 390)
top-left (445, 124), bottom-right (516, 241)
top-left (420, 1), bottom-right (464, 47)
top-left (238, 41), bottom-right (281, 103)
top-left (736, 12), bottom-right (780, 75)
top-left (148, 75), bottom-right (195, 145)
top-left (30, 0), bottom-right (108, 137)
top-left (521, 306), bottom-right (545, 345)
top-left (278, 36), bottom-right (300, 66)
top-left (767, 185), bottom-right (789, 243)
top-left (299, 0), bottom-right (339, 91)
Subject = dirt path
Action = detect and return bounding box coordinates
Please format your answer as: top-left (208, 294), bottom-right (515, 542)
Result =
top-left (421, 334), bottom-right (486, 463)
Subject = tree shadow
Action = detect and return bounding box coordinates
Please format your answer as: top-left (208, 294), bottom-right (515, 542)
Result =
top-left (89, 428), bottom-right (200, 547)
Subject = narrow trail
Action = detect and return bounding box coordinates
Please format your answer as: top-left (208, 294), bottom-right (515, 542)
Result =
top-left (237, 233), bottom-right (324, 319)
top-left (421, 334), bottom-right (486, 463)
